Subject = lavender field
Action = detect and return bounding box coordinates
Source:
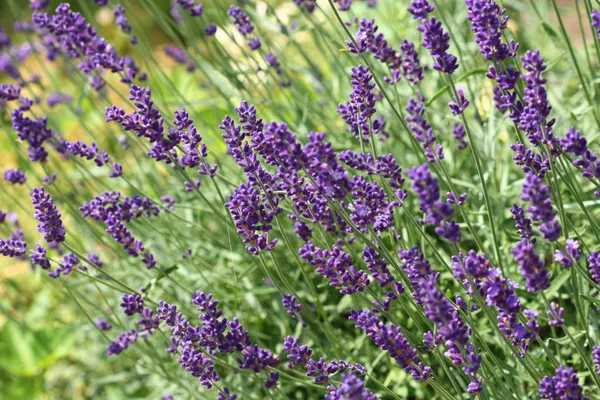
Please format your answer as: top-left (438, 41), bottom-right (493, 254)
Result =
top-left (1, 0), bottom-right (600, 399)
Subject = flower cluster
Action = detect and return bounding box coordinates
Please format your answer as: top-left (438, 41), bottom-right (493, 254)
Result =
top-left (31, 186), bottom-right (66, 244)
top-left (452, 251), bottom-right (539, 355)
top-left (539, 365), bottom-right (585, 400)
top-left (300, 242), bottom-right (370, 295)
top-left (283, 336), bottom-right (365, 383)
top-left (0, 237), bottom-right (27, 258)
top-left (4, 168), bottom-right (27, 185)
top-left (33, 3), bottom-right (145, 90)
top-left (80, 191), bottom-right (162, 268)
top-left (408, 164), bottom-right (460, 242)
top-left (228, 6), bottom-right (261, 51)
top-left (350, 309), bottom-right (430, 381)
top-left (520, 172), bottom-right (561, 241)
top-left (64, 141), bottom-right (122, 178)
top-left (405, 93), bottom-right (442, 162)
top-left (325, 373), bottom-right (378, 400)
top-left (114, 4), bottom-right (137, 45)
top-left (338, 65), bottom-right (387, 143)
top-left (409, 0), bottom-right (458, 74)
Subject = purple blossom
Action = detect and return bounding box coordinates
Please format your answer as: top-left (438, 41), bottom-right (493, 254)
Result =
top-left (31, 187), bottom-right (66, 244)
top-left (226, 182), bottom-right (278, 255)
top-left (121, 292), bottom-right (144, 316)
top-left (350, 309), bottom-right (430, 381)
top-left (561, 128), bottom-right (600, 181)
top-left (11, 100), bottom-right (54, 162)
top-left (325, 373), bottom-right (377, 400)
top-left (80, 191), bottom-right (158, 268)
top-left (554, 239), bottom-right (581, 268)
top-left (33, 4), bottom-right (145, 89)
top-left (405, 92), bottom-right (440, 161)
top-left (448, 88), bottom-right (469, 115)
top-left (30, 244), bottom-right (50, 269)
top-left (95, 318), bottom-right (113, 331)
top-left (588, 251), bottom-right (600, 283)
top-left (338, 65), bottom-right (379, 143)
top-left (592, 10), bottom-right (600, 39)
top-left (0, 237), bottom-right (27, 258)
top-left (205, 24), bottom-right (217, 36)
top-left (539, 365), bottom-right (585, 400)
top-left (282, 294), bottom-right (302, 319)
top-left (114, 4), bottom-right (137, 45)
top-left (547, 302), bottom-right (564, 327)
top-left (453, 123), bottom-right (467, 150)
top-left (520, 50), bottom-right (556, 147)
top-left (300, 242), bottom-right (369, 294)
top-left (511, 142), bottom-right (549, 178)
top-left (108, 330), bottom-right (138, 355)
top-left (4, 168), bottom-right (27, 185)
top-left (511, 239), bottom-right (550, 292)
top-left (48, 252), bottom-right (79, 278)
top-left (521, 172), bottom-right (561, 241)
top-left (408, 164), bottom-right (460, 242)
top-left (30, 0), bottom-right (50, 11)
top-left (295, 0), bottom-right (317, 13)
top-left (400, 39), bottom-right (424, 84)
top-left (510, 204), bottom-right (534, 241)
top-left (47, 92), bottom-right (73, 108)
top-left (409, 1), bottom-right (458, 74)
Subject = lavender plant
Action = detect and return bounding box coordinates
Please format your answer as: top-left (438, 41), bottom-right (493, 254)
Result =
top-left (1, 0), bottom-right (600, 399)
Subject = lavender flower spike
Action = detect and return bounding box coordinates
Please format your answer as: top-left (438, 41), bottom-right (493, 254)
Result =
top-left (31, 186), bottom-right (66, 244)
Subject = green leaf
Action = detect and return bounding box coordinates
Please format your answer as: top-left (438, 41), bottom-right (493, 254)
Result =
top-left (546, 269), bottom-right (571, 297)
top-left (426, 68), bottom-right (488, 106)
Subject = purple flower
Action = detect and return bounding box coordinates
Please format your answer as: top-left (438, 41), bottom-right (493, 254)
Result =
top-left (547, 302), bottom-right (564, 327)
top-left (511, 239), bottom-right (550, 292)
top-left (30, 0), bottom-right (50, 10)
top-left (0, 237), bottom-right (27, 258)
top-left (519, 50), bottom-right (556, 147)
top-left (521, 172), bottom-right (561, 241)
top-left (95, 318), bottom-right (113, 331)
top-left (300, 242), bottom-right (370, 295)
top-left (588, 251), bottom-right (600, 283)
top-left (205, 24), bottom-right (217, 35)
top-left (400, 39), bottom-right (424, 84)
top-left (408, 164), bottom-right (460, 242)
top-left (560, 128), bottom-right (600, 181)
top-left (226, 182), bottom-right (278, 255)
top-left (228, 6), bottom-right (254, 36)
top-left (510, 204), bottom-right (534, 241)
top-left (30, 244), bottom-right (50, 269)
top-left (405, 92), bottom-right (440, 160)
top-left (592, 10), bottom-right (600, 39)
top-left (108, 330), bottom-right (138, 355)
top-left (295, 0), bottom-right (317, 13)
top-left (33, 4), bottom-right (145, 89)
top-left (248, 37), bottom-right (261, 51)
top-left (121, 292), bottom-right (144, 316)
top-left (4, 168), bottom-right (27, 185)
top-left (11, 101), bottom-right (54, 162)
top-left (511, 142), bottom-right (549, 178)
top-left (540, 365), bottom-right (585, 400)
top-left (47, 92), bottom-right (73, 108)
top-left (554, 239), bottom-right (581, 268)
top-left (114, 4), bottom-right (137, 45)
top-left (282, 294), bottom-right (302, 319)
top-left (80, 191), bottom-right (159, 268)
top-left (448, 88), bottom-right (469, 115)
top-left (350, 309), bottom-right (430, 381)
top-left (465, 0), bottom-right (516, 62)
top-left (453, 123), bottom-right (467, 150)
top-left (409, 1), bottom-right (458, 74)
top-left (48, 252), bottom-right (79, 278)
top-left (338, 65), bottom-right (379, 143)
top-left (31, 187), bottom-right (66, 244)
top-left (325, 373), bottom-right (377, 400)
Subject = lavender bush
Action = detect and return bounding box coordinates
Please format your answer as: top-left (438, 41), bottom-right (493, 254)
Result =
top-left (1, 0), bottom-right (600, 398)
